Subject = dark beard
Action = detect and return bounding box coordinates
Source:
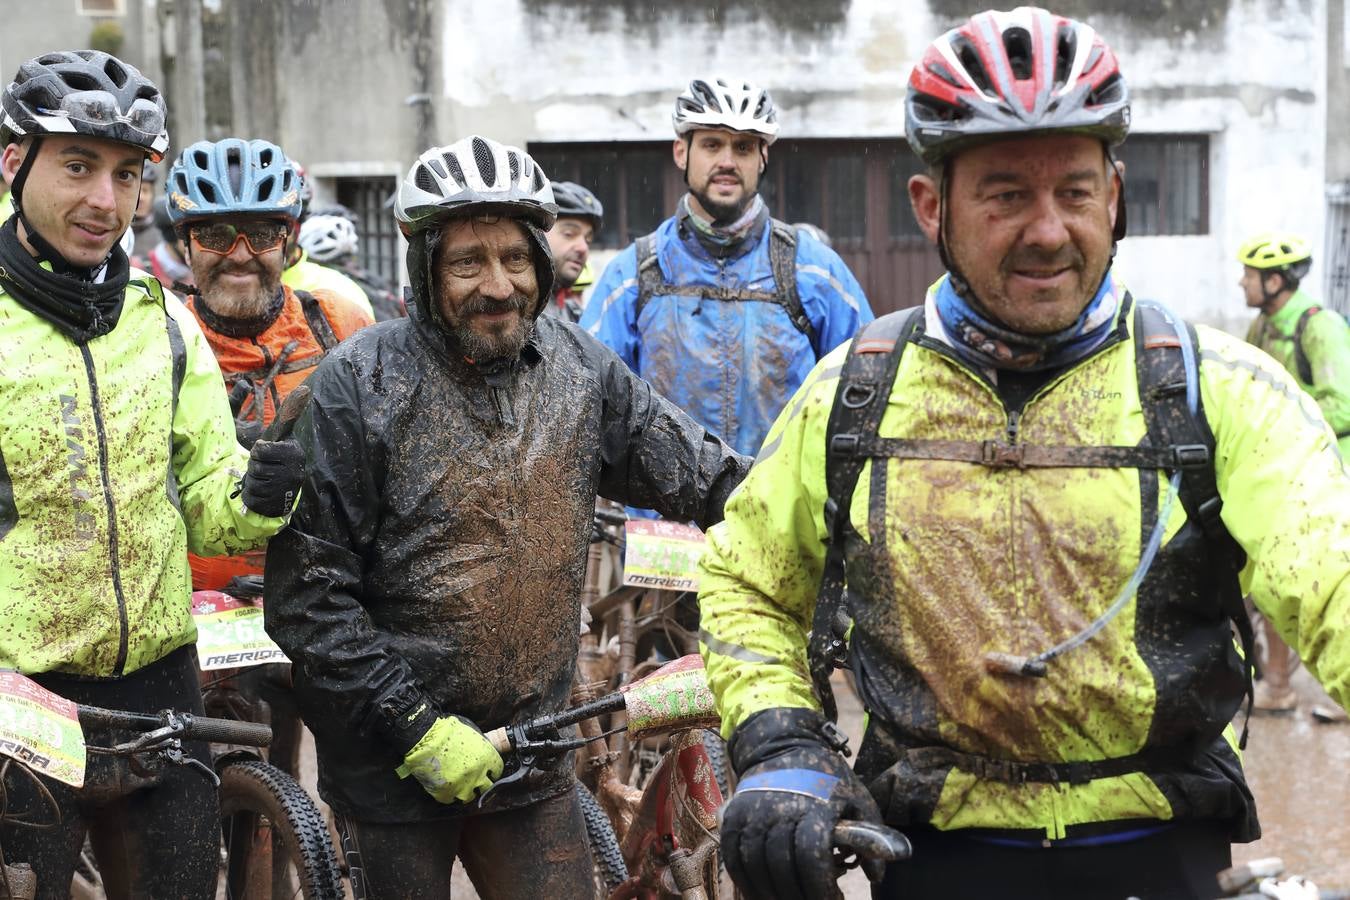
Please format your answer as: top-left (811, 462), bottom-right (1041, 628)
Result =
top-left (690, 184), bottom-right (753, 225)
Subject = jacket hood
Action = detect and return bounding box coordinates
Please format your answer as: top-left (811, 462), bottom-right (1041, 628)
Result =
top-left (405, 217), bottom-right (555, 327)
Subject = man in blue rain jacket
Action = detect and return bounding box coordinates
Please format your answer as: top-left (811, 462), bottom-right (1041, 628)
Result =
top-left (581, 76), bottom-right (873, 458)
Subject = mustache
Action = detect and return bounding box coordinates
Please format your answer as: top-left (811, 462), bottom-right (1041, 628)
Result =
top-left (1001, 246), bottom-right (1085, 274)
top-left (461, 291), bottom-right (533, 316)
top-left (208, 261), bottom-right (266, 281)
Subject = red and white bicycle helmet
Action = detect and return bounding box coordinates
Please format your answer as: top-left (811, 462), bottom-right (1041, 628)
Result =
top-left (905, 6), bottom-right (1130, 166)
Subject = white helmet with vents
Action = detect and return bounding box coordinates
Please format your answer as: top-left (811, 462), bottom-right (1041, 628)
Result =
top-left (672, 76), bottom-right (780, 144)
top-left (395, 135), bottom-right (557, 236)
top-left (299, 214), bottom-right (359, 263)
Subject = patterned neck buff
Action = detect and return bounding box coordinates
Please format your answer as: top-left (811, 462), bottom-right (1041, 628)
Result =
top-left (933, 271), bottom-right (1121, 372)
top-left (678, 193), bottom-right (766, 252)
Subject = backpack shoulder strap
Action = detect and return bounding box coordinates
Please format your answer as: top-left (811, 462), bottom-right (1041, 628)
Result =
top-left (295, 289), bottom-right (340, 352)
top-left (768, 220), bottom-right (816, 346)
top-left (633, 232), bottom-right (663, 322)
top-left (1133, 298), bottom-right (1255, 746)
top-left (807, 305), bottom-right (925, 725)
top-left (1293, 305), bottom-right (1323, 385)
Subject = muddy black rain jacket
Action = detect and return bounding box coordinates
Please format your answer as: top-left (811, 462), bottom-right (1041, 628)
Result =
top-left (265, 299), bottom-right (749, 821)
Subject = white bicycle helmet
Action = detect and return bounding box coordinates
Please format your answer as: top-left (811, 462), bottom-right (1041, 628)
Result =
top-left (672, 76), bottom-right (780, 144)
top-left (299, 214), bottom-right (359, 263)
top-left (395, 135), bottom-right (556, 236)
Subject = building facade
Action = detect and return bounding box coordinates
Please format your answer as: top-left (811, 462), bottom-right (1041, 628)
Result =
top-left (3, 0), bottom-right (1339, 330)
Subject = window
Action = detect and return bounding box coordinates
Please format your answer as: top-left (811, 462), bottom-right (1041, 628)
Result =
top-left (334, 176), bottom-right (400, 284)
top-left (1115, 135), bottom-right (1209, 236)
top-left (528, 143), bottom-right (674, 248)
top-left (78, 0), bottom-right (124, 13)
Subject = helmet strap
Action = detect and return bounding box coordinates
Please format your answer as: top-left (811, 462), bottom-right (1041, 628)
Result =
top-left (936, 164), bottom-right (974, 301)
top-left (9, 136), bottom-right (116, 281)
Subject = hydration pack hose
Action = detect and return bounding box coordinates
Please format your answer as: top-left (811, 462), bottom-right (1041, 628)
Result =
top-left (983, 310), bottom-right (1198, 678)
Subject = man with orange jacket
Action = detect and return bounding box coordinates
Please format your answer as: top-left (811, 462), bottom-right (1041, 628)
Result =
top-left (166, 138), bottom-right (373, 589)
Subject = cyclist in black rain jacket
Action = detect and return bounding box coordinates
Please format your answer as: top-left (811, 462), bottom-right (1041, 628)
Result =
top-left (264, 136), bottom-right (749, 898)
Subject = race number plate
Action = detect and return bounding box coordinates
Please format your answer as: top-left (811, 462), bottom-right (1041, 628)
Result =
top-left (192, 591), bottom-right (289, 671)
top-left (0, 671), bottom-right (85, 787)
top-left (623, 520), bottom-right (706, 591)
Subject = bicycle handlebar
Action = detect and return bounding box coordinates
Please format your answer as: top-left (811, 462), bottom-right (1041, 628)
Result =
top-left (831, 820), bottom-right (912, 863)
top-left (77, 706), bottom-right (273, 748)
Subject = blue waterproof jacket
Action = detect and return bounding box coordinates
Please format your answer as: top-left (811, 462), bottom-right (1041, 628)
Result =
top-left (581, 212), bottom-right (872, 457)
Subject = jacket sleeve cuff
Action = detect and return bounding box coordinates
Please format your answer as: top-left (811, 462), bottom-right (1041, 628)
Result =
top-left (376, 686), bottom-right (441, 756)
top-left (728, 706), bottom-right (832, 774)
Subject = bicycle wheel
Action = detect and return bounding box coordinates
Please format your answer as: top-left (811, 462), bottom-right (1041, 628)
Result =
top-left (577, 782), bottom-right (628, 895)
top-left (217, 755), bottom-right (344, 900)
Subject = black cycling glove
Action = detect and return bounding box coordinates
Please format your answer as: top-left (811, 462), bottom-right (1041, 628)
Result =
top-left (722, 707), bottom-right (884, 900)
top-left (239, 439), bottom-right (304, 517)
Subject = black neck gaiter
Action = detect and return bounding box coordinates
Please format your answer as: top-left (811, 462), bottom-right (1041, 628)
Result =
top-left (0, 216), bottom-right (130, 343)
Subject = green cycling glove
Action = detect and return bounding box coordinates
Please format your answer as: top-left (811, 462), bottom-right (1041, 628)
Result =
top-left (395, 715), bottom-right (504, 804)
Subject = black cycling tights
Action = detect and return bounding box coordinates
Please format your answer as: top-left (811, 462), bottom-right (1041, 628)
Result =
top-left (1, 646), bottom-right (219, 900)
top-left (341, 787), bottom-right (595, 899)
top-left (875, 820), bottom-right (1232, 900)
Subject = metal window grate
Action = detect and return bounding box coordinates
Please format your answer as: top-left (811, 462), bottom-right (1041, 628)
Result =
top-left (1116, 135), bottom-right (1210, 236)
top-left (335, 176), bottom-right (400, 284)
top-left (1325, 182), bottom-right (1350, 314)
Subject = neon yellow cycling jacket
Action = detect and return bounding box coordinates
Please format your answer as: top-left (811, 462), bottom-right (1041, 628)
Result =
top-left (700, 281), bottom-right (1350, 841)
top-left (0, 275), bottom-right (289, 677)
top-left (1246, 288), bottom-right (1350, 457)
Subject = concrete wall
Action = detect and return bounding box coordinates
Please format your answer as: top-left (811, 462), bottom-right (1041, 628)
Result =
top-left (3, 0), bottom-right (1328, 332)
top-left (1328, 0), bottom-right (1350, 183)
top-left (0, 0), bottom-right (159, 87)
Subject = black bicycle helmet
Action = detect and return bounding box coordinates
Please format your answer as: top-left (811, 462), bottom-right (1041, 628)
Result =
top-left (1, 50), bottom-right (169, 160)
top-left (550, 181), bottom-right (604, 230)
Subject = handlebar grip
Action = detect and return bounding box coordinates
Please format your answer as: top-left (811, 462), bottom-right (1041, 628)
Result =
top-left (179, 714), bottom-right (273, 747)
top-left (485, 727), bottom-right (511, 754)
top-left (831, 821), bottom-right (912, 863)
top-left (592, 508), bottom-right (628, 526)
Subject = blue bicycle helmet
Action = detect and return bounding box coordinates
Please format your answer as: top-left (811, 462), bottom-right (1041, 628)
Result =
top-left (166, 138), bottom-right (303, 230)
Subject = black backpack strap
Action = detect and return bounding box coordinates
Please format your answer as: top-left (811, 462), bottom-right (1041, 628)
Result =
top-left (295, 289), bottom-right (340, 352)
top-left (808, 306), bottom-right (925, 726)
top-left (632, 232), bottom-right (662, 322)
top-left (1134, 300), bottom-right (1255, 747)
top-left (768, 220), bottom-right (816, 346)
top-left (1293, 305), bottom-right (1322, 385)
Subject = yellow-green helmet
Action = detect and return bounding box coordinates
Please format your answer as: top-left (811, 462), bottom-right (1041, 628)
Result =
top-left (1237, 232), bottom-right (1313, 278)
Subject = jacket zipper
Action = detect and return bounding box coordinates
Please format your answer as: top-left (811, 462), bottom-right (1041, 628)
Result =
top-left (79, 344), bottom-right (131, 675)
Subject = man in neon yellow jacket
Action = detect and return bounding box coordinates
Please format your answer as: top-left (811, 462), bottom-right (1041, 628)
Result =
top-left (699, 9), bottom-right (1350, 900)
top-left (0, 51), bottom-right (303, 895)
top-left (1238, 232), bottom-right (1350, 715)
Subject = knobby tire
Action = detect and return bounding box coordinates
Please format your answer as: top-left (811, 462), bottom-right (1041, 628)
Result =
top-left (217, 756), bottom-right (344, 900)
top-left (577, 782), bottom-right (628, 895)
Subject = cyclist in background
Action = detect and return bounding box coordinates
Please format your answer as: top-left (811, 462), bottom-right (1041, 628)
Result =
top-left (130, 158), bottom-right (158, 259)
top-left (165, 138), bottom-right (374, 592)
top-left (544, 180), bottom-right (603, 322)
top-left (148, 195), bottom-right (193, 293)
top-left (281, 158), bottom-right (376, 319)
top-left (1238, 232), bottom-right (1350, 715)
top-left (581, 75), bottom-right (873, 458)
top-left (299, 208), bottom-right (406, 320)
top-left (0, 51), bottom-right (303, 897)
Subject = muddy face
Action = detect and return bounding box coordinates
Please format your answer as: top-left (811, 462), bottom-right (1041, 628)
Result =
top-left (910, 134), bottom-right (1120, 335)
top-left (432, 217), bottom-right (539, 361)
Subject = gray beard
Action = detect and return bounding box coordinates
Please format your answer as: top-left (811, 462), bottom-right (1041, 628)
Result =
top-left (200, 274), bottom-right (281, 320)
top-left (453, 314), bottom-right (535, 362)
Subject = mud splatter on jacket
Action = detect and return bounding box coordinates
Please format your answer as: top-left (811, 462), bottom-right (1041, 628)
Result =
top-left (699, 278), bottom-right (1350, 842)
top-left (0, 275), bottom-right (289, 677)
top-left (265, 300), bottom-right (749, 821)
